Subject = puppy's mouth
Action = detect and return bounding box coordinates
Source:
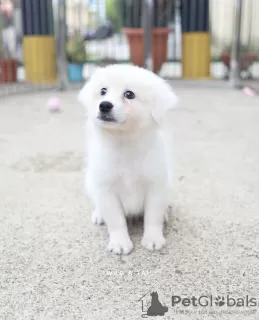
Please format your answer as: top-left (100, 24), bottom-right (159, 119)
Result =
top-left (97, 113), bottom-right (117, 123)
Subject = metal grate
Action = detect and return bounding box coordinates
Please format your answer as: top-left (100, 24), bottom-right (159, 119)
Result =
top-left (0, 0), bottom-right (62, 97)
top-left (0, 0), bottom-right (259, 96)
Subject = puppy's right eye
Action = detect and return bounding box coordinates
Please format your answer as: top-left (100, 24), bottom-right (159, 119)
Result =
top-left (100, 88), bottom-right (107, 96)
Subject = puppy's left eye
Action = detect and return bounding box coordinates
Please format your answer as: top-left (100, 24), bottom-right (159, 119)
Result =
top-left (124, 90), bottom-right (135, 99)
top-left (101, 88), bottom-right (107, 96)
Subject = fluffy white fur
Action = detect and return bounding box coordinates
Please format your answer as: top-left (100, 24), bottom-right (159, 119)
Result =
top-left (78, 64), bottom-right (178, 255)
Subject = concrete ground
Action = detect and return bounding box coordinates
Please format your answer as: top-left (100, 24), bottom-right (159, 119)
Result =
top-left (0, 86), bottom-right (258, 320)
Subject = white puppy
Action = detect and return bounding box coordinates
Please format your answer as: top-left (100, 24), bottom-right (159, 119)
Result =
top-left (78, 64), bottom-right (178, 255)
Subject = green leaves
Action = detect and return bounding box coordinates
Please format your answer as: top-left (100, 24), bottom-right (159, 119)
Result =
top-left (66, 33), bottom-right (87, 64)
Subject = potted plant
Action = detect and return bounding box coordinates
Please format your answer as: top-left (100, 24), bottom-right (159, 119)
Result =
top-left (66, 32), bottom-right (87, 82)
top-left (220, 44), bottom-right (259, 80)
top-left (0, 12), bottom-right (17, 83)
top-left (121, 0), bottom-right (175, 73)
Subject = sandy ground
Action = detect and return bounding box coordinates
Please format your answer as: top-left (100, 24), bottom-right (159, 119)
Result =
top-left (0, 86), bottom-right (258, 320)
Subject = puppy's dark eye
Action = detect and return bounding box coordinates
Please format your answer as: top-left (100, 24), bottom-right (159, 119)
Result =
top-left (101, 88), bottom-right (107, 96)
top-left (124, 90), bottom-right (135, 99)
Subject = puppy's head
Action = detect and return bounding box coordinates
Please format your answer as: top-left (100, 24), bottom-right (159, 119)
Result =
top-left (78, 64), bottom-right (178, 132)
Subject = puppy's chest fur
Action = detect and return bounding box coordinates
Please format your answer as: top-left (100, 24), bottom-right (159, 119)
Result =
top-left (113, 152), bottom-right (146, 215)
top-left (87, 130), bottom-right (166, 216)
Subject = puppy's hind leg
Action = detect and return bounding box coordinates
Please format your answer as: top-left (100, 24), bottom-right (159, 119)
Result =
top-left (91, 209), bottom-right (105, 225)
top-left (85, 172), bottom-right (105, 226)
top-left (85, 191), bottom-right (105, 225)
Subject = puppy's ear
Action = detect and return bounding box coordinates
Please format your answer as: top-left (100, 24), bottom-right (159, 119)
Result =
top-left (151, 81), bottom-right (179, 124)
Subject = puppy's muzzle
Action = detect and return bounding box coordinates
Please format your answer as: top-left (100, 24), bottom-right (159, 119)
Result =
top-left (98, 101), bottom-right (116, 122)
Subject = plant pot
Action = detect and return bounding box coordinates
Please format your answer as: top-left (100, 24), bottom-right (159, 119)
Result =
top-left (220, 52), bottom-right (258, 71)
top-left (220, 51), bottom-right (258, 79)
top-left (122, 28), bottom-right (169, 73)
top-left (67, 63), bottom-right (84, 82)
top-left (0, 59), bottom-right (18, 83)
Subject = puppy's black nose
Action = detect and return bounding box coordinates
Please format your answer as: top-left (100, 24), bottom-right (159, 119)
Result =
top-left (99, 101), bottom-right (113, 113)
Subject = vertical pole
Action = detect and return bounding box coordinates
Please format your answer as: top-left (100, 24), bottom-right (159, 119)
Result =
top-left (0, 11), bottom-right (4, 57)
top-left (143, 0), bottom-right (153, 71)
top-left (56, 0), bottom-right (68, 90)
top-left (181, 0), bottom-right (210, 79)
top-left (229, 0), bottom-right (242, 88)
top-left (21, 0), bottom-right (57, 84)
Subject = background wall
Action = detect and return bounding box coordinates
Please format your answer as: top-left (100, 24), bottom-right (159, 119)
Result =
top-left (211, 0), bottom-right (259, 54)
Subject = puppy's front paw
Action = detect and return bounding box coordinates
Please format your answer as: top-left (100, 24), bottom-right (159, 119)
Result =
top-left (141, 227), bottom-right (166, 251)
top-left (91, 210), bottom-right (104, 225)
top-left (108, 231), bottom-right (134, 255)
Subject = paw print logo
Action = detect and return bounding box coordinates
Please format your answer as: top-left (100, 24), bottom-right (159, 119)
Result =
top-left (215, 296), bottom-right (225, 307)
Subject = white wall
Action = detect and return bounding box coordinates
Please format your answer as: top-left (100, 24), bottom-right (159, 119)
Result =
top-left (211, 0), bottom-right (259, 53)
